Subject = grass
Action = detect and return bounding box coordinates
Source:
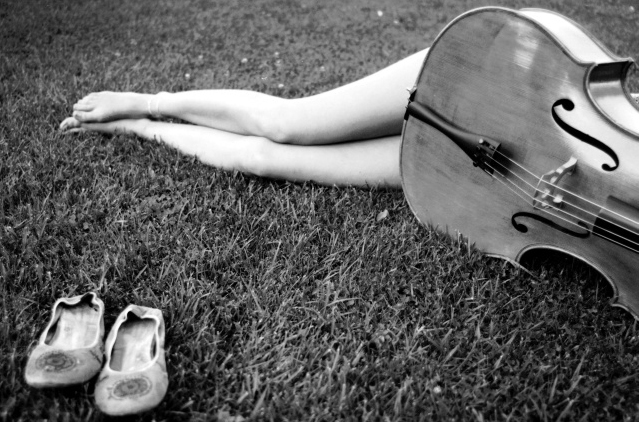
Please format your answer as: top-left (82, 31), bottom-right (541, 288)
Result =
top-left (2, 0), bottom-right (639, 420)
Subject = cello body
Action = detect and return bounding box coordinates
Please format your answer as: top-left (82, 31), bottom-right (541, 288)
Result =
top-left (400, 8), bottom-right (639, 318)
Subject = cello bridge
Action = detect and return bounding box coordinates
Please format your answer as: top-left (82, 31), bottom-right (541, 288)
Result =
top-left (533, 156), bottom-right (578, 209)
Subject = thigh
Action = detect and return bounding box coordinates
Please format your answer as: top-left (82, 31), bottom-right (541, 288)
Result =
top-left (137, 119), bottom-right (401, 188)
top-left (257, 135), bottom-right (402, 188)
top-left (281, 49), bottom-right (428, 146)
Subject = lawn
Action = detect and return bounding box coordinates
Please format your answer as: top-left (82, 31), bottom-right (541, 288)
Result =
top-left (2, 0), bottom-right (639, 420)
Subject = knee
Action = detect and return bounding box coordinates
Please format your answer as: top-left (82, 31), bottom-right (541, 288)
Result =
top-left (255, 98), bottom-right (297, 145)
top-left (241, 136), bottom-right (278, 178)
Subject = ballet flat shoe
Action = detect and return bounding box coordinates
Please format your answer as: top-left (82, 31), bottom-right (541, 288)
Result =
top-left (94, 305), bottom-right (168, 416)
top-left (24, 292), bottom-right (105, 388)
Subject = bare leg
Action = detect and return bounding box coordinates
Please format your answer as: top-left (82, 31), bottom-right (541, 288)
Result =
top-left (60, 48), bottom-right (429, 186)
top-left (62, 49), bottom-right (428, 145)
top-left (77, 118), bottom-right (401, 187)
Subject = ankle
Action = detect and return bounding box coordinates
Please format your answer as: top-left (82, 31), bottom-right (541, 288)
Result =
top-left (135, 118), bottom-right (154, 139)
top-left (147, 92), bottom-right (171, 119)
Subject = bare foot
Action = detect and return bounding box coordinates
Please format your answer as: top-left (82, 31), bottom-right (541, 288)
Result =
top-left (69, 92), bottom-right (154, 124)
top-left (60, 116), bottom-right (83, 131)
top-left (60, 117), bottom-right (150, 137)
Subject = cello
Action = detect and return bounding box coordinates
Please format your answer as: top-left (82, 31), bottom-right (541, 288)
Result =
top-left (400, 7), bottom-right (639, 319)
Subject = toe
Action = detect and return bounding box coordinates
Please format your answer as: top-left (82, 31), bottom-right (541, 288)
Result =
top-left (79, 94), bottom-right (95, 103)
top-left (60, 116), bottom-right (81, 130)
top-left (73, 102), bottom-right (94, 112)
top-left (72, 111), bottom-right (88, 122)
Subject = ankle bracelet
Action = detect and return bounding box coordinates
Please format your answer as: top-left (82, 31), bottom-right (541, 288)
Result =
top-left (147, 92), bottom-right (169, 119)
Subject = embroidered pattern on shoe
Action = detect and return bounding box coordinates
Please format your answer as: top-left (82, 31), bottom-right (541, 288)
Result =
top-left (89, 348), bottom-right (103, 364)
top-left (35, 351), bottom-right (77, 372)
top-left (111, 375), bottom-right (152, 399)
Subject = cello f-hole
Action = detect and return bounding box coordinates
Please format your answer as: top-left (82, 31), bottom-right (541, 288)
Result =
top-left (551, 99), bottom-right (619, 171)
top-left (511, 212), bottom-right (591, 238)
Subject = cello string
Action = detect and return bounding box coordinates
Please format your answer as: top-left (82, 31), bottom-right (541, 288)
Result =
top-left (485, 158), bottom-right (626, 234)
top-left (406, 99), bottom-right (637, 226)
top-left (484, 162), bottom-right (639, 253)
top-left (483, 160), bottom-right (639, 250)
top-left (490, 149), bottom-right (639, 227)
top-left (407, 112), bottom-right (638, 238)
top-left (481, 151), bottom-right (639, 242)
top-left (482, 161), bottom-right (639, 252)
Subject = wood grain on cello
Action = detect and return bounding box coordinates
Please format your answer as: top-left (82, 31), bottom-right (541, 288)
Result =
top-left (400, 7), bottom-right (639, 318)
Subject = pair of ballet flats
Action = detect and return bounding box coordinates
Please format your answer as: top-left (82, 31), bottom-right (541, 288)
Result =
top-left (24, 292), bottom-right (168, 416)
